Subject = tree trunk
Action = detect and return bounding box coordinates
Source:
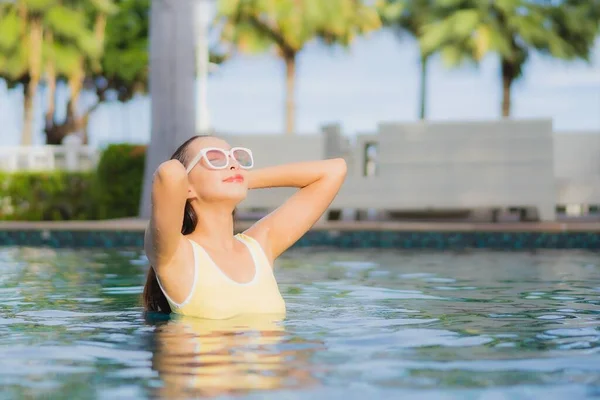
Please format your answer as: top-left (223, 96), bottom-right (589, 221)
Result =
top-left (284, 53), bottom-right (296, 135)
top-left (17, 1), bottom-right (27, 36)
top-left (45, 102), bottom-right (101, 145)
top-left (22, 17), bottom-right (43, 145)
top-left (139, 0), bottom-right (196, 218)
top-left (94, 13), bottom-right (107, 48)
top-left (45, 32), bottom-right (56, 134)
top-left (68, 60), bottom-right (85, 142)
top-left (501, 58), bottom-right (515, 118)
top-left (44, 67), bottom-right (56, 140)
top-left (418, 54), bottom-right (428, 120)
top-left (93, 13), bottom-right (107, 74)
top-left (22, 80), bottom-right (35, 145)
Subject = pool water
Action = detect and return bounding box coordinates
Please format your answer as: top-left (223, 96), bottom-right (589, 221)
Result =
top-left (0, 247), bottom-right (599, 399)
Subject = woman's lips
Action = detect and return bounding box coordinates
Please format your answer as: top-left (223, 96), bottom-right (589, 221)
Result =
top-left (223, 174), bottom-right (244, 183)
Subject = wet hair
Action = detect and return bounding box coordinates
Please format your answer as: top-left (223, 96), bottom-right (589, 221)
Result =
top-left (142, 135), bottom-right (218, 314)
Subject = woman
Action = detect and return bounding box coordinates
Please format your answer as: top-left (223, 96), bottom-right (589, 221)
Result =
top-left (143, 135), bottom-right (347, 319)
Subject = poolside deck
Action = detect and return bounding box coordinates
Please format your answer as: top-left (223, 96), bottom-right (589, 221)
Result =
top-left (1, 219), bottom-right (600, 233)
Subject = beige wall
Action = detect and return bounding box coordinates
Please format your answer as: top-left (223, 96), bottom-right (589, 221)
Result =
top-left (231, 119), bottom-right (559, 221)
top-left (554, 132), bottom-right (600, 206)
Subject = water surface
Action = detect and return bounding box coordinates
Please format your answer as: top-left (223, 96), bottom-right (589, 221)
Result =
top-left (0, 247), bottom-right (599, 399)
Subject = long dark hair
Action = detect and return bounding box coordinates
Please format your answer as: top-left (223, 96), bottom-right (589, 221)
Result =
top-left (142, 135), bottom-right (205, 314)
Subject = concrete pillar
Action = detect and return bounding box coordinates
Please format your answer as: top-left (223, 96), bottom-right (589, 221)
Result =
top-left (139, 0), bottom-right (196, 218)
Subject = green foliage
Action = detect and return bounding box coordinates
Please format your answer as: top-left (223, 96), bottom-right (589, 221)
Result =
top-left (419, 0), bottom-right (600, 71)
top-left (416, 0), bottom-right (600, 116)
top-left (0, 6), bottom-right (20, 50)
top-left (377, 0), bottom-right (449, 119)
top-left (0, 144), bottom-right (147, 221)
top-left (217, 0), bottom-right (381, 132)
top-left (98, 0), bottom-right (150, 101)
top-left (0, 0), bottom-right (144, 144)
top-left (217, 0), bottom-right (381, 57)
top-left (45, 6), bottom-right (91, 41)
top-left (0, 6), bottom-right (27, 82)
top-left (0, 171), bottom-right (97, 221)
top-left (94, 143), bottom-right (146, 219)
top-left (90, 0), bottom-right (119, 14)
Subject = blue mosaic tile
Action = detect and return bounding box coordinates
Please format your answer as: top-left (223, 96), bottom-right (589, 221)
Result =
top-left (0, 230), bottom-right (145, 248)
top-left (1, 229), bottom-right (600, 250)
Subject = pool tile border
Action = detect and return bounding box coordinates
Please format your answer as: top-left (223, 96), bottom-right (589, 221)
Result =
top-left (1, 229), bottom-right (600, 249)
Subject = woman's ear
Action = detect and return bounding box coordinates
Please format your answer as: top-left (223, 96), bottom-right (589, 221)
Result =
top-left (186, 184), bottom-right (197, 200)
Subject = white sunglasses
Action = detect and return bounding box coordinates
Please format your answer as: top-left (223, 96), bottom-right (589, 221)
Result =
top-left (186, 147), bottom-right (254, 173)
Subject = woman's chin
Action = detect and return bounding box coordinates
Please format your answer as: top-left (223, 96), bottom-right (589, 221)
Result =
top-left (217, 187), bottom-right (248, 203)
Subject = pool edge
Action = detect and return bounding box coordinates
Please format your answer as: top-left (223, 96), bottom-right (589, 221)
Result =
top-left (1, 220), bottom-right (599, 249)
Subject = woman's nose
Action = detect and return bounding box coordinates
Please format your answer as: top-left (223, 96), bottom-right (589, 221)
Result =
top-left (229, 154), bottom-right (240, 170)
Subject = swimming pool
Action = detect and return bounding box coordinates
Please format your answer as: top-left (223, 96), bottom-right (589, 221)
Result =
top-left (0, 246), bottom-right (599, 399)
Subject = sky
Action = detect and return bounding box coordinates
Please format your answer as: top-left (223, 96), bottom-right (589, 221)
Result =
top-left (0, 28), bottom-right (599, 147)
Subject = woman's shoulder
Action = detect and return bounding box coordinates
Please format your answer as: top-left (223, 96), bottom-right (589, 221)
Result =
top-left (236, 231), bottom-right (273, 264)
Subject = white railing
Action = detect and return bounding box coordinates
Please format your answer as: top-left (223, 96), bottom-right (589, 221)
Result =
top-left (0, 143), bottom-right (98, 172)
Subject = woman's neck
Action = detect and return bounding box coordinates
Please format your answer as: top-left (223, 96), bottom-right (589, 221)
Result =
top-left (188, 202), bottom-right (236, 251)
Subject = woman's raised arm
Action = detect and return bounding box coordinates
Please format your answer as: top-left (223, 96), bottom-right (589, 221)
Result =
top-left (244, 158), bottom-right (347, 261)
top-left (144, 160), bottom-right (188, 267)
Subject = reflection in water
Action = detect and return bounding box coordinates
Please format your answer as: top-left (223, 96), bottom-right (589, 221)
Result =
top-left (149, 313), bottom-right (321, 398)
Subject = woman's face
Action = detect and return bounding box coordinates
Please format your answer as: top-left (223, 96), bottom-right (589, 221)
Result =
top-left (184, 137), bottom-right (250, 204)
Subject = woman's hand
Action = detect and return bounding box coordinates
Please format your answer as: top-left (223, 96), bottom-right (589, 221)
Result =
top-left (244, 158), bottom-right (347, 262)
top-left (246, 159), bottom-right (345, 190)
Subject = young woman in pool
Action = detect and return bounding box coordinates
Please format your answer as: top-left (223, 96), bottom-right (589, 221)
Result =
top-left (143, 135), bottom-right (347, 319)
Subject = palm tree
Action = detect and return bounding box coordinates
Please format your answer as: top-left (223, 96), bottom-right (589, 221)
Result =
top-left (0, 0), bottom-right (100, 145)
top-left (378, 0), bottom-right (440, 120)
top-left (0, 5), bottom-right (28, 93)
top-left (43, 3), bottom-right (102, 144)
top-left (217, 0), bottom-right (380, 134)
top-left (43, 0), bottom-right (117, 144)
top-left (0, 1), bottom-right (45, 145)
top-left (420, 0), bottom-right (600, 117)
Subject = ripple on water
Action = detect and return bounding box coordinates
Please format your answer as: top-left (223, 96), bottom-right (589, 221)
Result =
top-left (101, 286), bottom-right (143, 294)
top-left (18, 310), bottom-right (122, 318)
top-left (425, 278), bottom-right (456, 283)
top-left (337, 329), bottom-right (493, 349)
top-left (537, 315), bottom-right (567, 320)
top-left (0, 317), bottom-right (27, 325)
top-left (341, 286), bottom-right (444, 301)
top-left (546, 328), bottom-right (600, 337)
top-left (399, 273), bottom-right (437, 279)
top-left (331, 261), bottom-right (379, 270)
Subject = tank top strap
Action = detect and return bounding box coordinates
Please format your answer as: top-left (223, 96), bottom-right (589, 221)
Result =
top-left (186, 237), bottom-right (205, 264)
top-left (235, 233), bottom-right (272, 270)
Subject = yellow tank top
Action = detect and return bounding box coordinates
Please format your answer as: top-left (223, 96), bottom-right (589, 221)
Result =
top-left (157, 233), bottom-right (286, 319)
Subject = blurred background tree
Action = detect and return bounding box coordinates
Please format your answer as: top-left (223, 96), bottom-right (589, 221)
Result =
top-left (419, 0), bottom-right (600, 117)
top-left (216, 0), bottom-right (381, 134)
top-left (1, 0), bottom-right (599, 144)
top-left (378, 0), bottom-right (443, 120)
top-left (0, 0), bottom-right (148, 145)
top-left (0, 0), bottom-right (105, 145)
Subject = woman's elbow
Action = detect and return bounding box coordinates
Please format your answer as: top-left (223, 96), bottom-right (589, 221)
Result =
top-left (330, 158), bottom-right (347, 179)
